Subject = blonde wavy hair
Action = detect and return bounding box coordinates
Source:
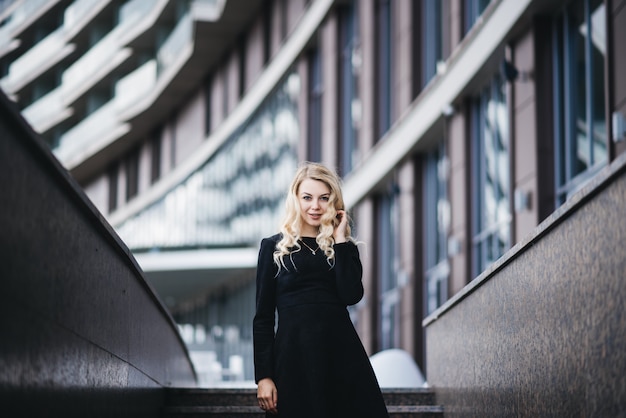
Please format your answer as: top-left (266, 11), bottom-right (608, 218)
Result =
top-left (273, 162), bottom-right (354, 269)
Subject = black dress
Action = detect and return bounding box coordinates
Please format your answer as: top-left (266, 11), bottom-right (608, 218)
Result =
top-left (253, 234), bottom-right (389, 418)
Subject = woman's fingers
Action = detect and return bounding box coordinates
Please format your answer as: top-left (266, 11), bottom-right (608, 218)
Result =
top-left (267, 387), bottom-right (278, 413)
top-left (257, 378), bottom-right (278, 413)
top-left (333, 209), bottom-right (348, 242)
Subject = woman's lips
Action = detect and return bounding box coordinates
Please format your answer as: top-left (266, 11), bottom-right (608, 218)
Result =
top-left (308, 214), bottom-right (321, 221)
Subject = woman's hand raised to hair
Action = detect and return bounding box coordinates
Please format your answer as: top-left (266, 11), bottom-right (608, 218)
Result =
top-left (333, 209), bottom-right (348, 244)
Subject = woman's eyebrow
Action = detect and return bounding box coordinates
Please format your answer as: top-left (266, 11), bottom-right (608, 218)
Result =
top-left (300, 192), bottom-right (330, 197)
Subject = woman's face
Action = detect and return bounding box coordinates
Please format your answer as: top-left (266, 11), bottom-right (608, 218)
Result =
top-left (298, 178), bottom-right (331, 236)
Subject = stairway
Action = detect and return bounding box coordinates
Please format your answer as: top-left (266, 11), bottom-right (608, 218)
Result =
top-left (162, 387), bottom-right (443, 417)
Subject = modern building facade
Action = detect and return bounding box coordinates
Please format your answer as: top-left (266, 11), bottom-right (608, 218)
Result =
top-left (1, 0), bottom-right (625, 384)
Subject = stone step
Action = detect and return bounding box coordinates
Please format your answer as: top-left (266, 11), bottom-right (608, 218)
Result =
top-left (162, 405), bottom-right (444, 417)
top-left (165, 388), bottom-right (258, 407)
top-left (381, 388), bottom-right (438, 406)
top-left (162, 387), bottom-right (443, 417)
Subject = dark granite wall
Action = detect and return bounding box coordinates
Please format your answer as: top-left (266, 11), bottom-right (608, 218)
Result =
top-left (424, 154), bottom-right (626, 417)
top-left (0, 93), bottom-right (196, 416)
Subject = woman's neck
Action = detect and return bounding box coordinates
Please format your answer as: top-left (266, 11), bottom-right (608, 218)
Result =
top-left (300, 226), bottom-right (318, 238)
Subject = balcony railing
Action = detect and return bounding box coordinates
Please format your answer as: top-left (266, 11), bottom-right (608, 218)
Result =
top-left (63, 0), bottom-right (108, 29)
top-left (22, 86), bottom-right (70, 134)
top-left (115, 74), bottom-right (300, 250)
top-left (0, 0), bottom-right (115, 95)
top-left (0, 0), bottom-right (51, 37)
top-left (118, 0), bottom-right (154, 24)
top-left (1, 26), bottom-right (67, 92)
top-left (157, 13), bottom-right (192, 74)
top-left (61, 28), bottom-right (127, 103)
top-left (23, 0), bottom-right (237, 172)
top-left (157, 0), bottom-right (225, 74)
top-left (54, 2), bottom-right (192, 165)
top-left (190, 0), bottom-right (225, 21)
top-left (60, 0), bottom-right (149, 103)
top-left (54, 99), bottom-right (126, 165)
top-left (55, 58), bottom-right (157, 166)
top-left (114, 59), bottom-right (157, 113)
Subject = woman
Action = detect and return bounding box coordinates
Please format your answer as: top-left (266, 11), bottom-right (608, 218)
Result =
top-left (253, 162), bottom-right (389, 417)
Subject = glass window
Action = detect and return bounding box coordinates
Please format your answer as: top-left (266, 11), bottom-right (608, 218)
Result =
top-left (377, 186), bottom-right (400, 350)
top-left (108, 162), bottom-right (119, 212)
top-left (553, 0), bottom-right (606, 204)
top-left (238, 36), bottom-right (246, 98)
top-left (174, 281), bottom-right (256, 381)
top-left (307, 47), bottom-right (322, 162)
top-left (204, 74), bottom-right (213, 136)
top-left (115, 73), bottom-right (300, 250)
top-left (464, 0), bottom-right (490, 34)
top-left (85, 91), bottom-right (109, 116)
top-left (150, 129), bottom-right (162, 184)
top-left (471, 74), bottom-right (511, 277)
top-left (125, 146), bottom-right (140, 201)
top-left (338, 1), bottom-right (360, 175)
top-left (222, 69), bottom-right (229, 120)
top-left (375, 0), bottom-right (392, 139)
top-left (263, 3), bottom-right (272, 65)
top-left (279, 0), bottom-right (288, 40)
top-left (169, 117), bottom-right (177, 169)
top-left (424, 143), bottom-right (450, 314)
top-left (421, 0), bottom-right (443, 89)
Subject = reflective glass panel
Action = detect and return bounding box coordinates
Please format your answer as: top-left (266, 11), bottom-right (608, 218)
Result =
top-left (116, 73), bottom-right (300, 250)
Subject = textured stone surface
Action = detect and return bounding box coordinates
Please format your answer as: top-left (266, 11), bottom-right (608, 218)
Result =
top-left (424, 153), bottom-right (626, 416)
top-left (0, 91), bottom-right (196, 415)
top-left (162, 387), bottom-right (443, 417)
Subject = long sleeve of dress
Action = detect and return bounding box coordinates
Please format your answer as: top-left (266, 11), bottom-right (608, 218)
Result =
top-left (252, 237), bottom-right (277, 383)
top-left (333, 242), bottom-right (364, 306)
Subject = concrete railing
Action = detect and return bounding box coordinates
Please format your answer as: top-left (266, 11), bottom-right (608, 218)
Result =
top-left (424, 152), bottom-right (626, 416)
top-left (0, 90), bottom-right (196, 417)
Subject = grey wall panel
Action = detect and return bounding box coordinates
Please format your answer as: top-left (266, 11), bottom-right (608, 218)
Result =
top-left (424, 153), bottom-right (626, 416)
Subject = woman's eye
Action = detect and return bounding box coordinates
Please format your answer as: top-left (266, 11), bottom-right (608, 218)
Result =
top-left (302, 196), bottom-right (311, 201)
top-left (321, 196), bottom-right (329, 202)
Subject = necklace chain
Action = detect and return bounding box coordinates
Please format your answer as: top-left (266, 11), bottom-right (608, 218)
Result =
top-left (300, 239), bottom-right (319, 255)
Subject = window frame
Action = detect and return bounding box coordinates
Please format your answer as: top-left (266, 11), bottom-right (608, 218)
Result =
top-left (307, 47), bottom-right (322, 162)
top-left (375, 0), bottom-right (392, 140)
top-left (421, 0), bottom-right (443, 89)
top-left (424, 143), bottom-right (450, 314)
top-left (464, 0), bottom-right (490, 34)
top-left (338, 0), bottom-right (360, 176)
top-left (377, 185), bottom-right (401, 350)
top-left (552, 0), bottom-right (607, 205)
top-left (470, 74), bottom-right (512, 278)
top-left (125, 145), bottom-right (140, 201)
